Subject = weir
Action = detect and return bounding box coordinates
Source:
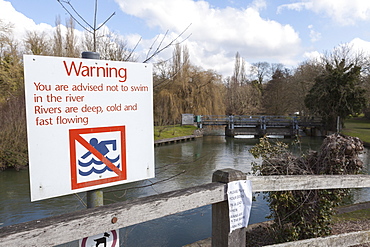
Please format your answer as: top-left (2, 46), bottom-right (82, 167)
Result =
top-left (194, 115), bottom-right (324, 138)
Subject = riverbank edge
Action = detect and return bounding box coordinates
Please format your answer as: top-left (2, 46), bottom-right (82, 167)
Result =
top-left (154, 134), bottom-right (202, 146)
top-left (183, 202), bottom-right (370, 247)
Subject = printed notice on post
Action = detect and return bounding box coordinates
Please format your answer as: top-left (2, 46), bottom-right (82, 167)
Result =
top-left (227, 180), bottom-right (252, 233)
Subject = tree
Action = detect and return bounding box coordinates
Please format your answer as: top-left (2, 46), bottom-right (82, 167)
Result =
top-left (263, 68), bottom-right (291, 115)
top-left (225, 53), bottom-right (262, 115)
top-left (153, 44), bottom-right (225, 125)
top-left (58, 0), bottom-right (189, 62)
top-left (0, 21), bottom-right (23, 99)
top-left (286, 61), bottom-right (324, 116)
top-left (65, 17), bottom-right (80, 57)
top-left (305, 58), bottom-right (367, 131)
top-left (250, 61), bottom-right (270, 84)
top-left (0, 20), bottom-right (27, 170)
top-left (52, 16), bottom-right (82, 57)
top-left (24, 31), bottom-right (50, 55)
top-left (57, 0), bottom-right (115, 52)
top-left (52, 16), bottom-right (64, 56)
top-left (98, 33), bottom-right (136, 62)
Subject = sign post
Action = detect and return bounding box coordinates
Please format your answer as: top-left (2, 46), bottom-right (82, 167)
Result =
top-left (81, 51), bottom-right (103, 208)
top-left (24, 55), bottom-right (154, 202)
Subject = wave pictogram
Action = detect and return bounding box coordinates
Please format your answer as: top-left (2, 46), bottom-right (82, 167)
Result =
top-left (78, 155), bottom-right (120, 176)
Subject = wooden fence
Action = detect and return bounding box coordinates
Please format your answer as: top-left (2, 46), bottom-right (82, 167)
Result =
top-left (1, 168), bottom-right (370, 246)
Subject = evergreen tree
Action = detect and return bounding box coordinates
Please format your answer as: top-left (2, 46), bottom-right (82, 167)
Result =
top-left (305, 59), bottom-right (367, 131)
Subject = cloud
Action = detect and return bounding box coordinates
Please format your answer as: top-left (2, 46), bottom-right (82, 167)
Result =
top-left (348, 38), bottom-right (370, 56)
top-left (0, 0), bottom-right (55, 41)
top-left (277, 2), bottom-right (311, 13)
top-left (278, 0), bottom-right (370, 25)
top-left (303, 38), bottom-right (370, 63)
top-left (115, 0), bottom-right (301, 75)
top-left (249, 0), bottom-right (267, 11)
top-left (308, 25), bottom-right (321, 42)
top-left (303, 50), bottom-right (322, 61)
top-left (0, 0), bottom-right (303, 77)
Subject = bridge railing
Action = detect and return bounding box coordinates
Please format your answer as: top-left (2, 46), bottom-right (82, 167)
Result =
top-left (196, 115), bottom-right (322, 124)
top-left (1, 169), bottom-right (370, 247)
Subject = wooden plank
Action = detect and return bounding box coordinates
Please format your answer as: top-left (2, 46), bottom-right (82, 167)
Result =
top-left (265, 230), bottom-right (370, 247)
top-left (0, 182), bottom-right (225, 247)
top-left (247, 175), bottom-right (370, 192)
top-left (2, 174), bottom-right (370, 246)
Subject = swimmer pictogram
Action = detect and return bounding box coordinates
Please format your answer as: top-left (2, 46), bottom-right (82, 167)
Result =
top-left (78, 137), bottom-right (120, 176)
top-left (69, 126), bottom-right (126, 190)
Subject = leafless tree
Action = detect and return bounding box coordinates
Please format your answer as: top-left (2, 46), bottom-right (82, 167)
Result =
top-left (250, 61), bottom-right (270, 84)
top-left (24, 31), bottom-right (50, 55)
top-left (57, 0), bottom-right (115, 52)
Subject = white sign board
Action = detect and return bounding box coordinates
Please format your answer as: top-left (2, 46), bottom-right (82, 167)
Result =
top-left (227, 180), bottom-right (252, 233)
top-left (79, 230), bottom-right (119, 247)
top-left (24, 55), bottom-right (154, 201)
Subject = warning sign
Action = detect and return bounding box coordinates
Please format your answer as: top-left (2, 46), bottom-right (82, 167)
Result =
top-left (79, 230), bottom-right (119, 247)
top-left (69, 126), bottom-right (127, 189)
top-left (24, 55), bottom-right (154, 201)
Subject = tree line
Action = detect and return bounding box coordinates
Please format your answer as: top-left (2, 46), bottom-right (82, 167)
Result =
top-left (0, 17), bottom-right (369, 169)
top-left (155, 44), bottom-right (369, 132)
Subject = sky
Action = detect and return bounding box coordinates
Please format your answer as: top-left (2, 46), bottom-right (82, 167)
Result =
top-left (2, 0), bottom-right (370, 77)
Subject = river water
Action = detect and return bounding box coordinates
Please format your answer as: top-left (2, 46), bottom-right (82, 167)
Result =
top-left (1, 136), bottom-right (369, 246)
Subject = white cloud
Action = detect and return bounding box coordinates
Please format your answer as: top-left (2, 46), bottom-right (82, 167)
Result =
top-left (303, 38), bottom-right (370, 63)
top-left (0, 0), bottom-right (304, 77)
top-left (249, 0), bottom-right (267, 11)
top-left (308, 25), bottom-right (321, 42)
top-left (115, 0), bottom-right (301, 75)
top-left (277, 2), bottom-right (311, 13)
top-left (278, 0), bottom-right (370, 25)
top-left (348, 38), bottom-right (370, 56)
top-left (303, 50), bottom-right (322, 61)
top-left (0, 0), bottom-right (55, 41)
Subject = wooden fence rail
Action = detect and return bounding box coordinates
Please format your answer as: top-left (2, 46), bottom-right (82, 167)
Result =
top-left (1, 169), bottom-right (370, 246)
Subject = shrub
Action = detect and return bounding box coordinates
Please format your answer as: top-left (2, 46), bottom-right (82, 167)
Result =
top-left (250, 134), bottom-right (364, 242)
top-left (0, 94), bottom-right (28, 170)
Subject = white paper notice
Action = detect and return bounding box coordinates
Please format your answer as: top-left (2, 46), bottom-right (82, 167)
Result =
top-left (227, 180), bottom-right (253, 233)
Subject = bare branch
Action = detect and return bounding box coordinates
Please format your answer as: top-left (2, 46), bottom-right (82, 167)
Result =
top-left (57, 0), bottom-right (115, 51)
top-left (126, 37), bottom-right (142, 61)
top-left (143, 23), bottom-right (192, 63)
top-left (57, 0), bottom-right (93, 32)
top-left (146, 30), bottom-right (168, 61)
top-left (97, 12), bottom-right (116, 31)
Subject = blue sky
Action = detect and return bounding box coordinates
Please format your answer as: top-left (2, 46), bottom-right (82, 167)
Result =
top-left (2, 0), bottom-right (370, 77)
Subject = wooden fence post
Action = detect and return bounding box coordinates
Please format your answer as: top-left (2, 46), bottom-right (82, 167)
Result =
top-left (212, 168), bottom-right (247, 247)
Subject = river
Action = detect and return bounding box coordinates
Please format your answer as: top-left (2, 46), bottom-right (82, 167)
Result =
top-left (1, 135), bottom-right (369, 246)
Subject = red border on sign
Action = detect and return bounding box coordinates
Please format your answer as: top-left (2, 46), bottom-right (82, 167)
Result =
top-left (69, 126), bottom-right (127, 190)
top-left (81, 230), bottom-right (118, 247)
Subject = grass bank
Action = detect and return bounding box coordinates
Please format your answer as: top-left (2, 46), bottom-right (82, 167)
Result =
top-left (341, 117), bottom-right (370, 144)
top-left (334, 205), bottom-right (370, 222)
top-left (154, 125), bottom-right (198, 141)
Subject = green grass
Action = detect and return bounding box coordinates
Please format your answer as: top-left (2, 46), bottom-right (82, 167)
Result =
top-left (154, 125), bottom-right (198, 141)
top-left (341, 117), bottom-right (370, 143)
top-left (332, 208), bottom-right (370, 223)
